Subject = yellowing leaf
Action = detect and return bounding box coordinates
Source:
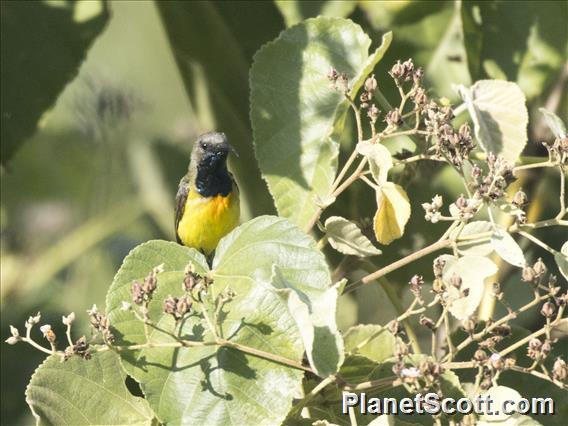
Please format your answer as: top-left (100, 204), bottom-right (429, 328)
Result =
top-left (373, 183), bottom-right (411, 245)
top-left (356, 141), bottom-right (392, 185)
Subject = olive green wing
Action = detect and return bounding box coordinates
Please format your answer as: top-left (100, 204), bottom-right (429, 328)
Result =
top-left (175, 175), bottom-right (190, 244)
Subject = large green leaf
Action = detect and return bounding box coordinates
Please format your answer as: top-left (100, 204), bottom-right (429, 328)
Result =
top-left (155, 1), bottom-right (284, 218)
top-left (275, 0), bottom-right (357, 27)
top-left (26, 351), bottom-right (154, 425)
top-left (458, 80), bottom-right (528, 163)
top-left (106, 216), bottom-right (341, 424)
top-left (250, 17), bottom-right (392, 228)
top-left (461, 1), bottom-right (568, 100)
top-left (1, 0), bottom-right (109, 162)
top-left (213, 216), bottom-right (344, 377)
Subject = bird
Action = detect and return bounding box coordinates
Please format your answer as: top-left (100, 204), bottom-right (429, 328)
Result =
top-left (175, 132), bottom-right (240, 257)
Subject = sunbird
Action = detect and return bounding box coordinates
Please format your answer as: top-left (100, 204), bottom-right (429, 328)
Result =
top-left (175, 132), bottom-right (240, 256)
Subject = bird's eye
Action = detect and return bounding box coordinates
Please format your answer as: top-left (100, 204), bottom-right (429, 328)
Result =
top-left (200, 142), bottom-right (208, 149)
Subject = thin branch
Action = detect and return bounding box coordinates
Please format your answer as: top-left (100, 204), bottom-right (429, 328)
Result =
top-left (344, 239), bottom-right (452, 294)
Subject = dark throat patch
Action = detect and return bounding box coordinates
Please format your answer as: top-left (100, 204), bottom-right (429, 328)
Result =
top-left (195, 152), bottom-right (232, 197)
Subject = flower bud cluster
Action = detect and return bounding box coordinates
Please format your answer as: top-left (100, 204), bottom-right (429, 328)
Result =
top-left (422, 195), bottom-right (443, 223)
top-left (327, 67), bottom-right (349, 94)
top-left (408, 275), bottom-right (424, 297)
top-left (163, 295), bottom-right (192, 321)
top-left (542, 137), bottom-right (568, 165)
top-left (527, 338), bottom-right (552, 360)
top-left (450, 194), bottom-right (481, 220)
top-left (359, 74), bottom-right (378, 110)
top-left (131, 264), bottom-right (164, 305)
top-left (64, 336), bottom-right (91, 361)
top-left (437, 123), bottom-right (475, 166)
top-left (521, 258), bottom-right (552, 287)
top-left (87, 304), bottom-right (114, 343)
top-left (183, 266), bottom-right (213, 303)
top-left (470, 153), bottom-right (514, 201)
top-left (389, 59), bottom-right (421, 83)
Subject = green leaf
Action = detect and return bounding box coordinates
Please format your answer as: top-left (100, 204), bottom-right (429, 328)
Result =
top-left (107, 216), bottom-right (341, 424)
top-left (275, 0), bottom-right (357, 27)
top-left (491, 226), bottom-right (526, 268)
top-left (458, 80), bottom-right (528, 163)
top-left (106, 238), bottom-right (304, 425)
top-left (324, 216), bottom-right (382, 257)
top-left (26, 351), bottom-right (154, 425)
top-left (214, 216), bottom-right (343, 377)
top-left (156, 1), bottom-right (283, 218)
top-left (356, 141), bottom-right (393, 185)
top-left (373, 182), bottom-right (411, 245)
top-left (461, 1), bottom-right (568, 100)
top-left (453, 220), bottom-right (493, 256)
top-left (539, 108), bottom-right (567, 140)
top-left (274, 269), bottom-right (344, 377)
top-left (554, 241), bottom-right (568, 281)
top-left (1, 0), bottom-right (109, 162)
top-left (343, 324), bottom-right (396, 363)
top-left (443, 255), bottom-right (498, 320)
top-left (250, 18), bottom-right (392, 228)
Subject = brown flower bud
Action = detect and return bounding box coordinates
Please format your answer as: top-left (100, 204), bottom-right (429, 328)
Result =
top-left (521, 266), bottom-right (536, 283)
top-left (412, 87), bottom-right (427, 106)
top-left (492, 282), bottom-right (502, 298)
top-left (364, 74), bottom-right (378, 92)
top-left (389, 320), bottom-right (401, 336)
top-left (131, 281), bottom-right (144, 304)
top-left (409, 275), bottom-right (424, 296)
top-left (433, 256), bottom-right (446, 279)
top-left (533, 258), bottom-right (547, 277)
top-left (163, 296), bottom-right (176, 316)
top-left (183, 271), bottom-right (201, 292)
top-left (552, 357), bottom-right (567, 382)
top-left (389, 60), bottom-right (405, 80)
top-left (327, 67), bottom-right (338, 82)
top-left (541, 340), bottom-right (552, 357)
top-left (413, 67), bottom-right (424, 83)
top-left (541, 301), bottom-right (556, 318)
top-left (473, 349), bottom-right (488, 362)
top-left (385, 109), bottom-right (402, 127)
top-left (491, 324), bottom-right (511, 337)
top-left (512, 189), bottom-right (527, 208)
top-left (367, 104), bottom-right (380, 123)
top-left (490, 353), bottom-right (504, 370)
top-left (419, 315), bottom-right (435, 330)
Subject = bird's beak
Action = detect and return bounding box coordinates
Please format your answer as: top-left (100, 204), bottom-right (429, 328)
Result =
top-left (224, 142), bottom-right (238, 158)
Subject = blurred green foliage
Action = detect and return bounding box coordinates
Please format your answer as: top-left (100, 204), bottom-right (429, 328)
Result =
top-left (1, 1), bottom-right (566, 424)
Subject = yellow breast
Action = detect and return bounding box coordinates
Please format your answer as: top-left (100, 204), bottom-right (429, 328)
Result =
top-left (177, 189), bottom-right (240, 254)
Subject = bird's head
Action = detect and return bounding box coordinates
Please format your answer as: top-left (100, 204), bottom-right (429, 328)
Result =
top-left (191, 132), bottom-right (236, 170)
